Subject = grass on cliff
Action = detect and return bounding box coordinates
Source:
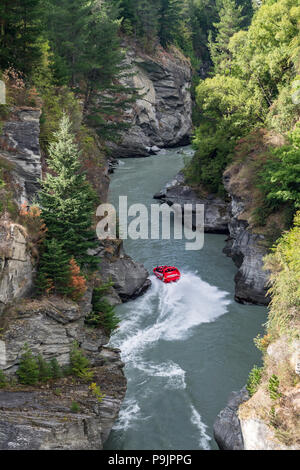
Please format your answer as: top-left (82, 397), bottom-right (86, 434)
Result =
top-left (242, 212), bottom-right (300, 447)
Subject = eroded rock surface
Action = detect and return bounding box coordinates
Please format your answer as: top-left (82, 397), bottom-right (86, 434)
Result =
top-left (154, 172), bottom-right (230, 234)
top-left (213, 387), bottom-right (249, 450)
top-left (0, 216), bottom-right (34, 314)
top-left (0, 295), bottom-right (126, 449)
top-left (223, 171), bottom-right (270, 305)
top-left (90, 239), bottom-right (151, 302)
top-left (109, 46), bottom-right (192, 157)
top-left (0, 108), bottom-right (42, 204)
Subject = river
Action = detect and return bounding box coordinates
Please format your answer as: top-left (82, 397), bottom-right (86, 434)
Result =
top-left (104, 147), bottom-right (266, 450)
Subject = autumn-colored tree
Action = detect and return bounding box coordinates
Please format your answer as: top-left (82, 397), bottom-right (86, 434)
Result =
top-left (68, 257), bottom-right (87, 301)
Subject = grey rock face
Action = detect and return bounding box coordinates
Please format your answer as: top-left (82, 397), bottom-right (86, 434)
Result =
top-left (0, 217), bottom-right (34, 314)
top-left (0, 296), bottom-right (126, 449)
top-left (0, 108), bottom-right (42, 203)
top-left (223, 177), bottom-right (270, 305)
top-left (0, 296), bottom-right (109, 373)
top-left (109, 48), bottom-right (192, 157)
top-left (154, 172), bottom-right (230, 234)
top-left (91, 239), bottom-right (151, 302)
top-left (214, 387), bottom-right (249, 450)
top-left (0, 364), bottom-right (126, 450)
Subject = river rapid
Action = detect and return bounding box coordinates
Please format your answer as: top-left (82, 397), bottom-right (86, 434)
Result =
top-left (105, 147), bottom-right (266, 450)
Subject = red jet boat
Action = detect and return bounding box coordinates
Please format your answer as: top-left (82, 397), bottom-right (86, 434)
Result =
top-left (153, 266), bottom-right (181, 284)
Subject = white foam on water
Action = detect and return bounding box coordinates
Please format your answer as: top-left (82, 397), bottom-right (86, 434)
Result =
top-left (136, 360), bottom-right (186, 390)
top-left (112, 271), bottom-right (231, 364)
top-left (190, 405), bottom-right (211, 450)
top-left (112, 398), bottom-right (145, 431)
top-left (110, 271), bottom-right (231, 438)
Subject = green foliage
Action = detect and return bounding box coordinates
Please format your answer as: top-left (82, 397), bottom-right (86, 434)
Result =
top-left (89, 382), bottom-right (106, 403)
top-left (50, 358), bottom-right (63, 380)
top-left (257, 125), bottom-right (300, 217)
top-left (186, 74), bottom-right (260, 193)
top-left (268, 374), bottom-right (282, 400)
top-left (85, 285), bottom-right (120, 334)
top-left (37, 354), bottom-right (53, 383)
top-left (264, 212), bottom-right (300, 338)
top-left (38, 114), bottom-right (98, 270)
top-left (70, 401), bottom-right (80, 413)
top-left (159, 0), bottom-right (184, 48)
top-left (0, 0), bottom-right (44, 76)
top-left (247, 365), bottom-right (263, 397)
top-left (16, 344), bottom-right (39, 385)
top-left (189, 0), bottom-right (300, 194)
top-left (70, 342), bottom-right (94, 382)
top-left (35, 238), bottom-right (72, 297)
top-left (209, 0), bottom-right (245, 74)
top-left (0, 369), bottom-right (7, 388)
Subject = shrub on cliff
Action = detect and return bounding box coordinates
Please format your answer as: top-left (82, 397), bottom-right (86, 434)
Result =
top-left (264, 211), bottom-right (300, 339)
top-left (85, 285), bottom-right (120, 334)
top-left (257, 125), bottom-right (300, 223)
top-left (0, 369), bottom-right (7, 388)
top-left (16, 344), bottom-right (40, 386)
top-left (70, 342), bottom-right (94, 382)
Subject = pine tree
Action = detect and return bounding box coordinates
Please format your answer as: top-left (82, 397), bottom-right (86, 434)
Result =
top-left (0, 369), bottom-right (7, 388)
top-left (35, 238), bottom-right (72, 296)
top-left (37, 355), bottom-right (53, 383)
top-left (38, 114), bottom-right (98, 268)
top-left (209, 0), bottom-right (245, 73)
top-left (136, 0), bottom-right (160, 45)
top-left (0, 0), bottom-right (43, 75)
top-left (46, 0), bottom-right (91, 86)
top-left (16, 344), bottom-right (39, 385)
top-left (158, 0), bottom-right (184, 48)
top-left (69, 342), bottom-right (94, 382)
top-left (83, 0), bottom-right (138, 141)
top-left (50, 358), bottom-right (63, 379)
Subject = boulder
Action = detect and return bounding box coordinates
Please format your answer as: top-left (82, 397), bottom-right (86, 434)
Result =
top-left (154, 172), bottom-right (230, 234)
top-left (214, 387), bottom-right (249, 450)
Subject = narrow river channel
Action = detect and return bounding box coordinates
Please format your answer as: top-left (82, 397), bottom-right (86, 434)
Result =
top-left (105, 147), bottom-right (266, 450)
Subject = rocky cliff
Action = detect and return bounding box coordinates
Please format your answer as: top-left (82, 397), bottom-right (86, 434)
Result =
top-left (0, 215), bottom-right (34, 315)
top-left (223, 160), bottom-right (271, 306)
top-left (0, 295), bottom-right (126, 450)
top-left (0, 108), bottom-right (42, 204)
top-left (154, 170), bottom-right (230, 234)
top-left (0, 104), bottom-right (151, 449)
top-left (109, 45), bottom-right (192, 157)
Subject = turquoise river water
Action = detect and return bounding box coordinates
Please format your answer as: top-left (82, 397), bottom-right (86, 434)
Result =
top-left (105, 147), bottom-right (266, 451)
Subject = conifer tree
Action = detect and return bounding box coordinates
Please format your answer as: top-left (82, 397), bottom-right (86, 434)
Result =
top-left (38, 114), bottom-right (98, 268)
top-left (158, 0), bottom-right (184, 48)
top-left (35, 238), bottom-right (72, 296)
top-left (37, 355), bottom-right (53, 383)
top-left (16, 344), bottom-right (39, 385)
top-left (209, 0), bottom-right (245, 73)
top-left (50, 358), bottom-right (63, 379)
top-left (83, 0), bottom-right (138, 141)
top-left (46, 0), bottom-right (90, 86)
top-left (0, 0), bottom-right (43, 75)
